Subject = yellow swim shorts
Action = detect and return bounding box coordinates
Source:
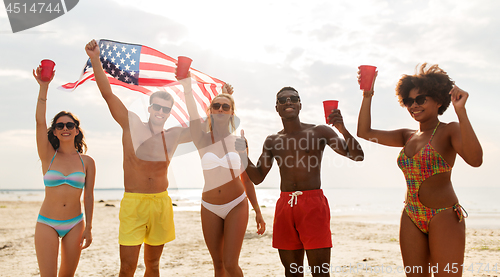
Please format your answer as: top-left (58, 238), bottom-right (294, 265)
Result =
top-left (119, 190), bottom-right (175, 246)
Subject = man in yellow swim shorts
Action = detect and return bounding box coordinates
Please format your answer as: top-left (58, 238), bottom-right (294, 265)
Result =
top-left (86, 40), bottom-right (192, 277)
top-left (119, 191), bottom-right (175, 246)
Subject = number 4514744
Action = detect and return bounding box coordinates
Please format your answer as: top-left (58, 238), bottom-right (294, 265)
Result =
top-left (463, 263), bottom-right (499, 274)
top-left (6, 2), bottom-right (62, 14)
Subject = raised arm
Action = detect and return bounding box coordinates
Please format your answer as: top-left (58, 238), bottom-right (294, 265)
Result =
top-left (85, 40), bottom-right (129, 129)
top-left (179, 75), bottom-right (206, 146)
top-left (34, 66), bottom-right (55, 164)
top-left (356, 74), bottom-right (412, 147)
top-left (81, 155), bottom-right (96, 249)
top-left (326, 110), bottom-right (364, 161)
top-left (449, 86), bottom-right (483, 167)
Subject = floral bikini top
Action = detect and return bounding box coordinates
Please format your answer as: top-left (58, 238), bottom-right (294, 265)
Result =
top-left (397, 122), bottom-right (452, 185)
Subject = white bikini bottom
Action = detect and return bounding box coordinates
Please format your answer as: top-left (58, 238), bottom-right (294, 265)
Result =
top-left (201, 192), bottom-right (247, 219)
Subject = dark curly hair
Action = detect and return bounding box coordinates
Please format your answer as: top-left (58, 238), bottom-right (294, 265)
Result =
top-left (47, 111), bottom-right (87, 153)
top-left (396, 63), bottom-right (454, 115)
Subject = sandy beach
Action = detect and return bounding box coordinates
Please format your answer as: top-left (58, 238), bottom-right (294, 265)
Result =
top-left (0, 200), bottom-right (499, 277)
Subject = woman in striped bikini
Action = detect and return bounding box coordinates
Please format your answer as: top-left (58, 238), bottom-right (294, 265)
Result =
top-left (357, 63), bottom-right (482, 276)
top-left (34, 65), bottom-right (96, 276)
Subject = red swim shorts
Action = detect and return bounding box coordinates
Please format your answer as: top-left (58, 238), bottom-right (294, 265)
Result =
top-left (272, 189), bottom-right (332, 250)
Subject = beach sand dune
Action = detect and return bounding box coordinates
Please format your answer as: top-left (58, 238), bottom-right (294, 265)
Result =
top-left (0, 201), bottom-right (499, 276)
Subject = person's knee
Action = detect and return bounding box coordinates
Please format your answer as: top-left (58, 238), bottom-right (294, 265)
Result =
top-left (223, 259), bottom-right (241, 274)
top-left (144, 255), bottom-right (160, 270)
top-left (224, 264), bottom-right (241, 274)
top-left (120, 259), bottom-right (138, 274)
top-left (59, 269), bottom-right (80, 277)
top-left (212, 259), bottom-right (224, 269)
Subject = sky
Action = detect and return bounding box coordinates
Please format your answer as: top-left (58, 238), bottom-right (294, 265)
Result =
top-left (0, 0), bottom-right (498, 191)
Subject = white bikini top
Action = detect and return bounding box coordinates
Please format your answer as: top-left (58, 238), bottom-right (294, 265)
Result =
top-left (200, 133), bottom-right (242, 193)
top-left (201, 152), bottom-right (241, 170)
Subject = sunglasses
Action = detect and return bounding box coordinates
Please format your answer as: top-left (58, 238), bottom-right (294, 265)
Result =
top-left (402, 95), bottom-right (429, 107)
top-left (55, 122), bottom-right (76, 130)
top-left (150, 103), bottom-right (172, 113)
top-left (211, 103), bottom-right (231, 111)
top-left (276, 96), bottom-right (300, 105)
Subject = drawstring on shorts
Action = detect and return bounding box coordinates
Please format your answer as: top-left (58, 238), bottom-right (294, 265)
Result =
top-left (288, 191), bottom-right (303, 207)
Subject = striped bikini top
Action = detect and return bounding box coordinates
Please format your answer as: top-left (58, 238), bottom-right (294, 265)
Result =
top-left (43, 150), bottom-right (86, 189)
top-left (397, 122), bottom-right (452, 185)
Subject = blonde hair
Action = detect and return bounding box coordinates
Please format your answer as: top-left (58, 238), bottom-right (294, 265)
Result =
top-left (207, 94), bottom-right (236, 133)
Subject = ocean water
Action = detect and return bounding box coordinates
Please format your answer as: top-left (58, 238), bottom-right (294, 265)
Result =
top-left (1, 187), bottom-right (498, 229)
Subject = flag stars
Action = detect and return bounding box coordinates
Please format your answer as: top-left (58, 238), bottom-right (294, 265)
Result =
top-left (95, 41), bottom-right (140, 85)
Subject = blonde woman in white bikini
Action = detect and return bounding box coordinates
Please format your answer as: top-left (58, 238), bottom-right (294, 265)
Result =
top-left (179, 73), bottom-right (265, 277)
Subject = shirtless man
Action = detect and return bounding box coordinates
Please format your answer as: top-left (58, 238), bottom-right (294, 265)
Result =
top-left (237, 87), bottom-right (364, 277)
top-left (86, 39), bottom-right (191, 277)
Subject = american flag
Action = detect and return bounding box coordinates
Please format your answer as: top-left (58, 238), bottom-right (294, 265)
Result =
top-left (60, 39), bottom-right (225, 127)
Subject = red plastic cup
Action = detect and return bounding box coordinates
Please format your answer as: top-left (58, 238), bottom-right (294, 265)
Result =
top-left (359, 65), bottom-right (377, 91)
top-left (176, 56), bottom-right (192, 79)
top-left (323, 100), bottom-right (339, 124)
top-left (40, 59), bottom-right (55, 81)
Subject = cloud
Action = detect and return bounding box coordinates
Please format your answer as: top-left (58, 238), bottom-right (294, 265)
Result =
top-left (303, 61), bottom-right (352, 87)
top-left (309, 24), bottom-right (342, 42)
top-left (0, 129), bottom-right (35, 146)
top-left (0, 69), bottom-right (32, 78)
top-left (285, 47), bottom-right (305, 65)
